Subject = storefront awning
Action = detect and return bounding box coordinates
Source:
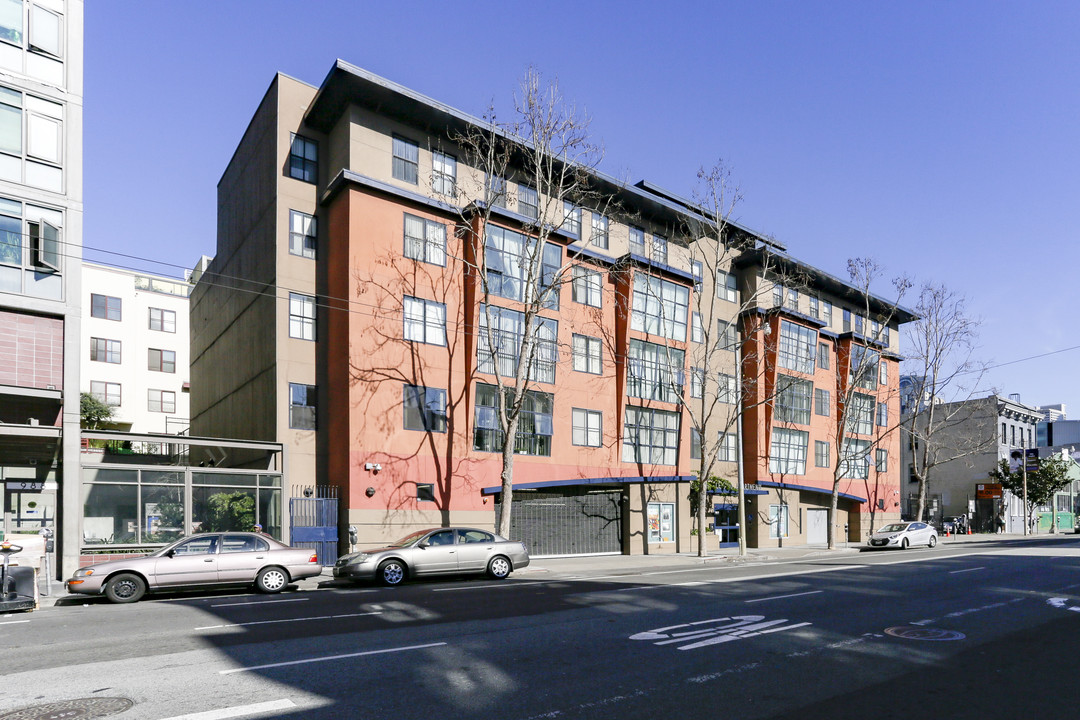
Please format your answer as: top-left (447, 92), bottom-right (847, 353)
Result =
top-left (481, 474), bottom-right (695, 495)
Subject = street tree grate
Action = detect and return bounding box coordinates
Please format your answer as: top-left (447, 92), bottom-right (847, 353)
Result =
top-left (0, 697), bottom-right (134, 719)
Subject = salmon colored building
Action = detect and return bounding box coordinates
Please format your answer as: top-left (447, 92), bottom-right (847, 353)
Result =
top-left (191, 61), bottom-right (914, 558)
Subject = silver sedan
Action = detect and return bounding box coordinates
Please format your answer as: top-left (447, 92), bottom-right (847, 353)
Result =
top-left (334, 527), bottom-right (530, 586)
top-left (866, 521), bottom-right (938, 550)
top-left (65, 532), bottom-right (323, 603)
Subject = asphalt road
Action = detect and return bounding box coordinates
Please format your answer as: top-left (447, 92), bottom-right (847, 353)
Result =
top-left (4, 537), bottom-right (1080, 719)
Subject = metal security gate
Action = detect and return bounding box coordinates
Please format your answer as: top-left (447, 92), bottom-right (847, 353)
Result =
top-left (289, 485), bottom-right (339, 565)
top-left (498, 488), bottom-right (623, 556)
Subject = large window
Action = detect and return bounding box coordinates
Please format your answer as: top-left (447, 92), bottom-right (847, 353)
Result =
top-left (432, 151), bottom-right (457, 197)
top-left (769, 427), bottom-right (808, 475)
top-left (850, 345), bottom-right (880, 390)
top-left (777, 320), bottom-right (817, 374)
top-left (517, 185), bottom-right (539, 219)
top-left (0, 199), bottom-right (65, 295)
top-left (90, 381), bottom-right (121, 407)
top-left (392, 136), bottom-right (419, 184)
top-left (0, 84), bottom-right (64, 188)
top-left (775, 375), bottom-right (812, 425)
top-left (572, 333), bottom-right (602, 375)
top-left (289, 210), bottom-right (317, 259)
top-left (591, 213), bottom-right (609, 249)
top-left (627, 339), bottom-right (684, 404)
top-left (404, 213), bottom-right (446, 266)
top-left (288, 293), bottom-right (316, 341)
top-left (90, 337), bottom-right (120, 364)
top-left (718, 373), bottom-right (737, 404)
top-left (477, 305), bottom-right (558, 384)
top-left (815, 440), bottom-right (830, 468)
top-left (149, 307), bottom-right (176, 333)
top-left (572, 265), bottom-right (602, 307)
top-left (848, 393), bottom-right (875, 436)
top-left (841, 438), bottom-right (871, 479)
top-left (289, 383), bottom-right (316, 430)
top-left (403, 296), bottom-right (446, 346)
top-left (148, 389), bottom-right (176, 414)
top-left (716, 269), bottom-right (737, 302)
top-left (403, 385), bottom-right (447, 433)
top-left (484, 225), bottom-right (561, 305)
top-left (148, 348), bottom-right (176, 373)
top-left (572, 408), bottom-right (602, 447)
top-left (622, 406), bottom-right (680, 466)
top-left (631, 275), bottom-right (689, 341)
top-left (91, 294), bottom-right (121, 321)
top-left (288, 134), bottom-right (317, 183)
top-left (473, 384), bottom-right (552, 456)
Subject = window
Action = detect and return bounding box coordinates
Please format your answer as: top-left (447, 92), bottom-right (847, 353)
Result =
top-left (572, 334), bottom-right (602, 375)
top-left (773, 283), bottom-right (784, 308)
top-left (289, 383), bottom-right (317, 430)
top-left (403, 213), bottom-right (446, 266)
top-left (631, 275), bottom-right (689, 341)
top-left (718, 373), bottom-right (737, 404)
top-left (517, 184), bottom-right (539, 219)
top-left (716, 269), bottom-right (737, 302)
top-left (822, 301), bottom-right (833, 325)
top-left (690, 367), bottom-right (704, 399)
top-left (855, 314), bottom-right (864, 335)
top-left (289, 210), bottom-right (317, 259)
top-left (29, 218), bottom-right (59, 271)
top-left (651, 233), bottom-right (668, 264)
top-left (432, 151), bottom-right (456, 197)
top-left (843, 309), bottom-right (852, 332)
top-left (90, 337), bottom-right (120, 364)
top-left (0, 85), bottom-right (65, 194)
top-left (876, 449), bottom-right (888, 473)
top-left (148, 389), bottom-right (176, 414)
top-left (485, 225), bottom-right (560, 304)
top-left (622, 406), bottom-right (680, 465)
top-left (403, 385), bottom-right (447, 433)
top-left (1001, 422), bottom-right (1007, 445)
top-left (717, 432), bottom-right (737, 462)
top-left (769, 428), bottom-right (808, 475)
top-left (850, 346), bottom-right (880, 390)
top-left (775, 376), bottom-right (812, 425)
top-left (814, 388), bottom-right (831, 417)
top-left (629, 226), bottom-right (646, 254)
top-left (149, 308), bottom-right (176, 333)
top-left (29, 5), bottom-right (60, 57)
top-left (692, 261), bottom-right (703, 293)
top-left (91, 294), bottom-right (121, 321)
top-left (0, 199), bottom-right (18, 266)
top-left (717, 320), bottom-right (738, 351)
top-left (841, 438), bottom-right (871, 479)
top-left (879, 360), bottom-right (888, 386)
top-left (288, 134), bottom-right (317, 183)
top-left (572, 265), bottom-right (602, 307)
top-left (473, 384), bottom-right (552, 456)
top-left (786, 287), bottom-right (798, 311)
top-left (877, 400), bottom-right (888, 427)
top-left (572, 408), bottom-right (602, 447)
top-left (403, 296), bottom-right (446, 346)
top-left (392, 136), bottom-right (419, 184)
top-left (769, 504), bottom-right (790, 539)
top-left (627, 339), bottom-right (684, 404)
top-left (848, 393), bottom-right (875, 435)
top-left (691, 312), bottom-right (704, 344)
top-left (288, 293), bottom-right (316, 341)
top-left (148, 348), bottom-right (176, 373)
top-left (477, 305), bottom-right (557, 384)
top-left (647, 502), bottom-right (676, 543)
top-left (815, 440), bottom-right (830, 468)
top-left (563, 202), bottom-right (581, 236)
top-left (486, 174), bottom-right (507, 208)
top-left (777, 320), bottom-right (817, 374)
top-left (691, 427), bottom-right (701, 460)
top-left (417, 484), bottom-right (436, 502)
top-left (591, 213), bottom-right (609, 249)
top-left (90, 381), bottom-right (121, 407)
top-left (0, 0), bottom-right (22, 47)
top-left (809, 296), bottom-right (820, 319)
top-left (817, 342), bottom-right (830, 370)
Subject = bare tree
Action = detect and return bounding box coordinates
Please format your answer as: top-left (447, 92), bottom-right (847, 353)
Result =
top-left (452, 67), bottom-right (611, 538)
top-left (903, 283), bottom-right (990, 522)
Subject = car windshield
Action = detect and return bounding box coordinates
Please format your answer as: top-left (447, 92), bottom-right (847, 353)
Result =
top-left (879, 524), bottom-right (910, 533)
top-left (388, 530), bottom-right (432, 548)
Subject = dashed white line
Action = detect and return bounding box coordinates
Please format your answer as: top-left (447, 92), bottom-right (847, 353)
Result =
top-left (745, 590), bottom-right (823, 603)
top-left (948, 567), bottom-right (986, 574)
top-left (219, 641), bottom-right (447, 674)
top-left (196, 611), bottom-right (381, 630)
top-left (210, 597), bottom-right (309, 607)
top-left (158, 699), bottom-right (296, 720)
top-left (0, 619), bottom-right (30, 626)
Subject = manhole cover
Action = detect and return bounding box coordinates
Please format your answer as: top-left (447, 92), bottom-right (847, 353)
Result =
top-left (0, 697), bottom-right (134, 720)
top-left (885, 626), bottom-right (966, 641)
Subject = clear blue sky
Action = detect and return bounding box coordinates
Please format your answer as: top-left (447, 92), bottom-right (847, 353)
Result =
top-left (85, 1), bottom-right (1080, 415)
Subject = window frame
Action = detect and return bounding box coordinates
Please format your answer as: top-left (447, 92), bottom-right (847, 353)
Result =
top-left (91, 293), bottom-right (121, 321)
top-left (403, 295), bottom-right (447, 347)
top-left (392, 135), bottom-right (419, 185)
top-left (148, 307), bottom-right (176, 333)
top-left (288, 292), bottom-right (316, 341)
top-left (90, 380), bottom-right (121, 407)
top-left (716, 269), bottom-right (737, 302)
top-left (288, 133), bottom-right (318, 183)
top-left (289, 209), bottom-right (317, 260)
top-left (431, 150), bottom-right (457, 197)
top-left (571, 265), bottom-right (602, 307)
top-left (148, 389), bottom-right (176, 414)
top-left (591, 213), bottom-right (609, 249)
top-left (572, 333), bottom-right (602, 375)
top-left (90, 337), bottom-right (121, 364)
top-left (403, 213), bottom-right (446, 266)
top-left (403, 384), bottom-right (448, 434)
top-left (147, 348), bottom-right (176, 374)
top-left (571, 407), bottom-right (602, 447)
top-left (288, 382), bottom-right (317, 430)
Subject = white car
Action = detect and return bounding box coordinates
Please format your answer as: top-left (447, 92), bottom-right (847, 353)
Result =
top-left (867, 521), bottom-right (938, 550)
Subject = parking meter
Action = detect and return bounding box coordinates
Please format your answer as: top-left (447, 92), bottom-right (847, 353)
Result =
top-left (38, 527), bottom-right (54, 596)
top-left (348, 525), bottom-right (358, 552)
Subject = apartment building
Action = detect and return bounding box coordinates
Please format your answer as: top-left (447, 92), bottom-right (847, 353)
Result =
top-left (0, 0), bottom-right (83, 575)
top-left (81, 262), bottom-right (191, 435)
top-left (192, 61), bottom-right (911, 554)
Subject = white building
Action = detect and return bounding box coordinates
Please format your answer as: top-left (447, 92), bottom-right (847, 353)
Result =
top-left (81, 262), bottom-right (191, 435)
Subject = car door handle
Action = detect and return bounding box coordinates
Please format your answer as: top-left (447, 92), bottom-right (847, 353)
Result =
top-left (204, 558), bottom-right (214, 563)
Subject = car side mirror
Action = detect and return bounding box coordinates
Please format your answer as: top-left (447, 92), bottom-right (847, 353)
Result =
top-left (165, 549), bottom-right (176, 558)
top-left (417, 541), bottom-right (429, 549)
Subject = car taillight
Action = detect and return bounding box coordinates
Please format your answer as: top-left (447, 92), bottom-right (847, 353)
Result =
top-left (308, 553), bottom-right (319, 563)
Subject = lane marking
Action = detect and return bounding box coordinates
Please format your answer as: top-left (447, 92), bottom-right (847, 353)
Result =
top-left (196, 611), bottom-right (381, 631)
top-left (949, 567), bottom-right (985, 575)
top-left (211, 598), bottom-right (309, 608)
top-left (158, 699), bottom-right (296, 720)
top-left (745, 590), bottom-right (823, 604)
top-left (219, 641), bottom-right (446, 674)
top-left (0, 620), bottom-right (30, 626)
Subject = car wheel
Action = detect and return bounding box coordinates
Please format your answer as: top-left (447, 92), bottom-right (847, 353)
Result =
top-left (104, 573), bottom-right (146, 603)
top-left (901, 538), bottom-right (909, 550)
top-left (487, 555), bottom-right (511, 579)
top-left (928, 535), bottom-right (937, 548)
top-left (378, 559), bottom-right (406, 586)
top-left (256, 566), bottom-right (289, 594)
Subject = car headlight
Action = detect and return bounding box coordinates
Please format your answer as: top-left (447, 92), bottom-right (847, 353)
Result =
top-left (73, 568), bottom-right (94, 578)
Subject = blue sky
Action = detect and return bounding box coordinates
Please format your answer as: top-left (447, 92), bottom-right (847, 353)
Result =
top-left (85, 1), bottom-right (1080, 414)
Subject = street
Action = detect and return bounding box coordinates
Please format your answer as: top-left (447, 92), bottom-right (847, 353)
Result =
top-left (4, 536), bottom-right (1080, 719)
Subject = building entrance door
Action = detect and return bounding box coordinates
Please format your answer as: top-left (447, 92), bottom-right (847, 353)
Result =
top-left (3, 479), bottom-right (54, 539)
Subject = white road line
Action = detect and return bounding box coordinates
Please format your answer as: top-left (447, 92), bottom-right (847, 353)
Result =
top-left (745, 590), bottom-right (823, 604)
top-left (948, 567), bottom-right (986, 574)
top-left (0, 620), bottom-right (30, 626)
top-left (219, 641), bottom-right (447, 674)
top-left (708, 565), bottom-right (861, 583)
top-left (158, 699), bottom-right (296, 720)
top-left (210, 598), bottom-right (309, 608)
top-left (196, 611), bottom-right (381, 630)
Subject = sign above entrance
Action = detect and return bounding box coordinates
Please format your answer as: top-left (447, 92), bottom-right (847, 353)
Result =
top-left (976, 483), bottom-right (1002, 499)
top-left (6, 481), bottom-right (45, 491)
